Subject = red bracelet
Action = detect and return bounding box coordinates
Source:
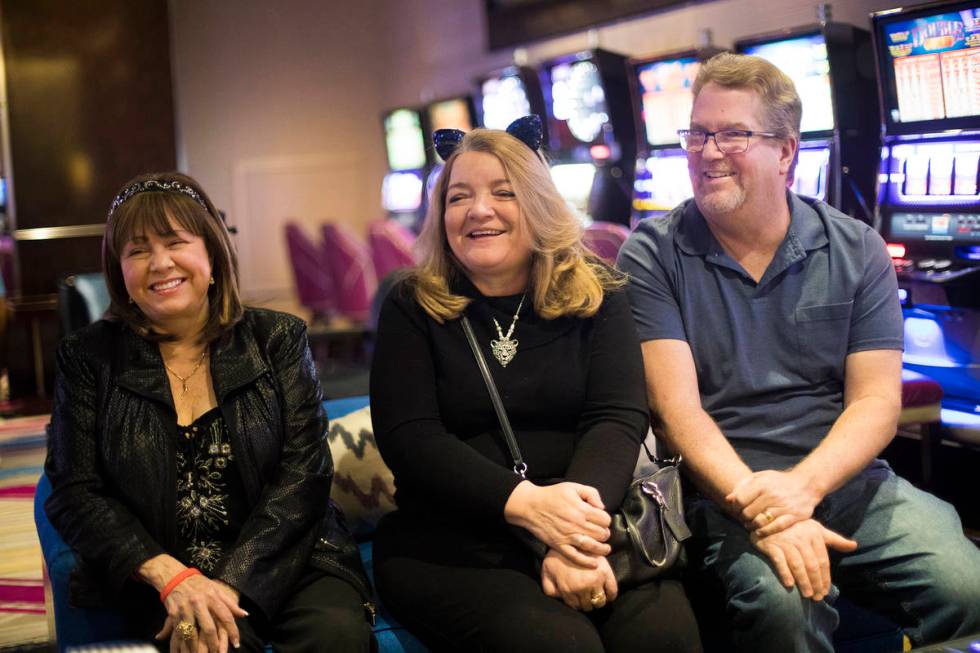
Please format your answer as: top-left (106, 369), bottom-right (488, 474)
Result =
top-left (160, 567), bottom-right (202, 603)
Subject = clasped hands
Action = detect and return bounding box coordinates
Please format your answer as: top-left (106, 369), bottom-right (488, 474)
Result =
top-left (157, 573), bottom-right (246, 653)
top-left (504, 480), bottom-right (617, 611)
top-left (726, 470), bottom-right (857, 601)
top-left (140, 553), bottom-right (247, 653)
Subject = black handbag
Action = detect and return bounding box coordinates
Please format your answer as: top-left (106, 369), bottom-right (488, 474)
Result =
top-left (460, 315), bottom-right (691, 589)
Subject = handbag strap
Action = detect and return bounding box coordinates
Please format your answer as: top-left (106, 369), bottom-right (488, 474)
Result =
top-left (460, 314), bottom-right (527, 478)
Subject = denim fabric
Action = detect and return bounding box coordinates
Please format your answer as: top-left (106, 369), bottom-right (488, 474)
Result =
top-left (687, 463), bottom-right (980, 653)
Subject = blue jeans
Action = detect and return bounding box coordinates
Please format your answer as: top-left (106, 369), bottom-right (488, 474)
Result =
top-left (687, 462), bottom-right (980, 653)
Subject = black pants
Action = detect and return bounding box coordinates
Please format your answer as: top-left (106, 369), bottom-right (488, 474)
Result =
top-left (122, 569), bottom-right (373, 653)
top-left (374, 510), bottom-right (702, 653)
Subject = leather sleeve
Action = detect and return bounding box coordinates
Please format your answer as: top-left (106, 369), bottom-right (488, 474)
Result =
top-left (214, 316), bottom-right (331, 618)
top-left (44, 334), bottom-right (167, 596)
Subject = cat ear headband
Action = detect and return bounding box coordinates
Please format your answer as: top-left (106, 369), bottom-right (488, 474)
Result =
top-left (433, 114), bottom-right (543, 161)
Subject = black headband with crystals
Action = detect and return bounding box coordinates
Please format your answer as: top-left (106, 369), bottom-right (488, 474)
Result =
top-left (433, 114), bottom-right (543, 161)
top-left (108, 179), bottom-right (210, 219)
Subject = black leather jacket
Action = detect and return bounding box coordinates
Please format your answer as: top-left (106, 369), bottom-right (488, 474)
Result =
top-left (44, 308), bottom-right (371, 619)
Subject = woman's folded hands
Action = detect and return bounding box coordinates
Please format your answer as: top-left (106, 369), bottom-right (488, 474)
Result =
top-left (504, 480), bottom-right (612, 567)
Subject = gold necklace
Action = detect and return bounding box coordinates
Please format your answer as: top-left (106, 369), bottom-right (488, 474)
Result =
top-left (163, 349), bottom-right (208, 397)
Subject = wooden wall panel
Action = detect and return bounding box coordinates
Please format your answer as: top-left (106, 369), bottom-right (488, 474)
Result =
top-left (2, 0), bottom-right (176, 293)
top-left (0, 0), bottom-right (176, 398)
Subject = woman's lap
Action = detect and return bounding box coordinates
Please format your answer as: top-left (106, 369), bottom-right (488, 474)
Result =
top-left (373, 510), bottom-right (701, 653)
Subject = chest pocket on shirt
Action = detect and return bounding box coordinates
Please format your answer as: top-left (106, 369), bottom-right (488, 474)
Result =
top-left (795, 301), bottom-right (853, 381)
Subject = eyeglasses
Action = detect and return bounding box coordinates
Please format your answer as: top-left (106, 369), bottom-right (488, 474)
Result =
top-left (677, 129), bottom-right (782, 154)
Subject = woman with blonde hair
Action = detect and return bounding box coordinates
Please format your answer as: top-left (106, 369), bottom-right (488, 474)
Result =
top-left (370, 117), bottom-right (701, 652)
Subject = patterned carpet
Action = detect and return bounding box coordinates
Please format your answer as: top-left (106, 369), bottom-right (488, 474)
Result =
top-left (0, 415), bottom-right (50, 649)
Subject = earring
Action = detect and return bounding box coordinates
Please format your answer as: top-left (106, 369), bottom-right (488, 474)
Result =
top-left (128, 296), bottom-right (134, 304)
top-left (209, 276), bottom-right (215, 286)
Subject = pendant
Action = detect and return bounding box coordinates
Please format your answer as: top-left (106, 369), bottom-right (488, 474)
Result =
top-left (490, 336), bottom-right (518, 367)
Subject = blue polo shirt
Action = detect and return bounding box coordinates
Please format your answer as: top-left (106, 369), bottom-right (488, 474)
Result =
top-left (618, 192), bottom-right (904, 471)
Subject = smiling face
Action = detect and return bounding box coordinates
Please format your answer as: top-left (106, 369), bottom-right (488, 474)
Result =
top-left (443, 150), bottom-right (533, 295)
top-left (688, 82), bottom-right (795, 220)
top-left (120, 217), bottom-right (213, 332)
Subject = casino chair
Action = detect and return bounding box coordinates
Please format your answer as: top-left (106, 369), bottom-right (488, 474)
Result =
top-left (321, 223), bottom-right (377, 324)
top-left (284, 222), bottom-right (337, 323)
top-left (368, 219), bottom-right (417, 283)
top-left (57, 273), bottom-right (111, 335)
top-left (898, 369), bottom-right (945, 488)
top-left (583, 221), bottom-right (631, 264)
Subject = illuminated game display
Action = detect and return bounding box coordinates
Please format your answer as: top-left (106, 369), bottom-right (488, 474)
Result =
top-left (384, 109), bottom-right (427, 172)
top-left (628, 51), bottom-right (717, 222)
top-left (872, 1), bottom-right (980, 417)
top-left (636, 57), bottom-right (700, 147)
top-left (427, 97), bottom-right (475, 133)
top-left (548, 58), bottom-right (610, 152)
top-left (877, 6), bottom-right (980, 129)
top-left (478, 66), bottom-right (547, 133)
top-left (539, 49), bottom-right (636, 225)
top-left (741, 34), bottom-right (836, 134)
top-left (381, 107), bottom-right (430, 228)
top-left (736, 24), bottom-right (881, 220)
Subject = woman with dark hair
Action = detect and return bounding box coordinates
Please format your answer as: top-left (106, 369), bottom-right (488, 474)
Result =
top-left (370, 120), bottom-right (701, 652)
top-left (44, 172), bottom-right (374, 652)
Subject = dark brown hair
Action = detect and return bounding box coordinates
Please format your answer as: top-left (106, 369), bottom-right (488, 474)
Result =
top-left (102, 172), bottom-right (243, 343)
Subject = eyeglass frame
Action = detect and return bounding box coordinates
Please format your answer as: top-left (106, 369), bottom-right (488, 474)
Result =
top-left (676, 128), bottom-right (783, 154)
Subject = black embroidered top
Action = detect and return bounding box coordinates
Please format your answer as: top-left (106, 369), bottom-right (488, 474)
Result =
top-left (174, 408), bottom-right (248, 573)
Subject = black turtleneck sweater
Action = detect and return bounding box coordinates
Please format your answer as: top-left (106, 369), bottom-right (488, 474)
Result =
top-left (369, 275), bottom-right (648, 525)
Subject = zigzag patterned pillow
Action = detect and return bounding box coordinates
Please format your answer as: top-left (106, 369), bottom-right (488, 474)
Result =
top-left (326, 404), bottom-right (397, 538)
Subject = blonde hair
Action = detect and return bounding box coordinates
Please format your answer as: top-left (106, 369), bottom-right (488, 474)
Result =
top-left (693, 53), bottom-right (802, 140)
top-left (412, 128), bottom-right (622, 322)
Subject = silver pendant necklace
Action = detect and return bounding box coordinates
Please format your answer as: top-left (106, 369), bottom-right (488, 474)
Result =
top-left (490, 294), bottom-right (526, 368)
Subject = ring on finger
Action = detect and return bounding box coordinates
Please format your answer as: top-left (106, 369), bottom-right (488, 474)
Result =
top-left (590, 590), bottom-right (606, 607)
top-left (176, 620), bottom-right (196, 641)
top-left (761, 510), bottom-right (775, 523)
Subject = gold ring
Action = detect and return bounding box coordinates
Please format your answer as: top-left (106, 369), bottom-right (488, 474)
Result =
top-left (176, 621), bottom-right (196, 641)
top-left (761, 510), bottom-right (775, 523)
top-left (590, 591), bottom-right (606, 606)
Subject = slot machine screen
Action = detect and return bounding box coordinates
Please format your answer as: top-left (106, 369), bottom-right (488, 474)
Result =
top-left (741, 33), bottom-right (835, 133)
top-left (634, 57), bottom-right (700, 147)
top-left (547, 57), bottom-right (610, 149)
top-left (427, 98), bottom-right (474, 133)
top-left (481, 73), bottom-right (532, 129)
top-left (384, 109), bottom-right (427, 171)
top-left (382, 171), bottom-right (424, 213)
top-left (874, 2), bottom-right (980, 134)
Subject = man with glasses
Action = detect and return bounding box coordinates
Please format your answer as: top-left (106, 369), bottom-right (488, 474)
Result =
top-left (619, 53), bottom-right (980, 652)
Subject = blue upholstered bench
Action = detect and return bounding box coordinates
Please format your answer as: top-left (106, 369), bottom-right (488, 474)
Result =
top-left (34, 396), bottom-right (428, 652)
top-left (34, 394), bottom-right (904, 652)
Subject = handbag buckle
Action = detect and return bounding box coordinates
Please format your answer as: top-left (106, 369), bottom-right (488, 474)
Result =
top-left (640, 480), bottom-right (667, 507)
top-left (513, 462), bottom-right (528, 478)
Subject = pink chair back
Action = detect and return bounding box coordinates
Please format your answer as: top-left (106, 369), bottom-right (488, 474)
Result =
top-left (284, 223), bottom-right (335, 319)
top-left (583, 222), bottom-right (631, 264)
top-left (368, 220), bottom-right (417, 281)
top-left (321, 223), bottom-right (378, 323)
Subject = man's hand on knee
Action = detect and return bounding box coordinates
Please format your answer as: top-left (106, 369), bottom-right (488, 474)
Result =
top-left (751, 519), bottom-right (857, 602)
top-left (727, 469), bottom-right (822, 536)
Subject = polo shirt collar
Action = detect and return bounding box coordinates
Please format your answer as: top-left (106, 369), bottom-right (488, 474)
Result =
top-left (675, 191), bottom-right (829, 260)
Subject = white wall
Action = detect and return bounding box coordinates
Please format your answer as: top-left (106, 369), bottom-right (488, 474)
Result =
top-left (170, 0), bottom-right (388, 304)
top-left (171, 0), bottom-right (901, 306)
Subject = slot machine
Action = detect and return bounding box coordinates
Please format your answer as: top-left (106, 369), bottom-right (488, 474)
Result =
top-left (477, 65), bottom-right (549, 133)
top-left (628, 48), bottom-right (723, 225)
top-left (539, 49), bottom-right (637, 225)
top-left (871, 0), bottom-right (980, 414)
top-left (736, 23), bottom-right (881, 223)
top-left (381, 107), bottom-right (430, 231)
top-left (423, 95), bottom-right (477, 206)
